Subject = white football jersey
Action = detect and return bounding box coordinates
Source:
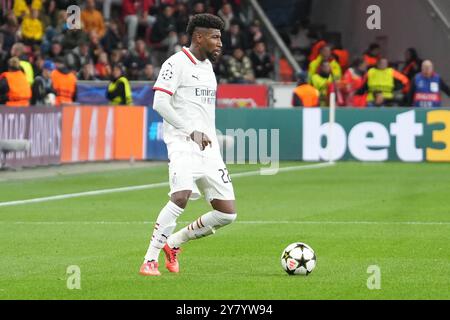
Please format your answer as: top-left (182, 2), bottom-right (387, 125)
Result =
top-left (153, 47), bottom-right (220, 158)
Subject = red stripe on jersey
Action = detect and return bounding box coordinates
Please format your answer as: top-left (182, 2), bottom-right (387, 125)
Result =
top-left (153, 87), bottom-right (173, 96)
top-left (182, 48), bottom-right (197, 65)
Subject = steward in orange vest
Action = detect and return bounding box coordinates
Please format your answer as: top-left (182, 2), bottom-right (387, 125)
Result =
top-left (0, 57), bottom-right (32, 107)
top-left (51, 58), bottom-right (77, 106)
top-left (292, 73), bottom-right (320, 107)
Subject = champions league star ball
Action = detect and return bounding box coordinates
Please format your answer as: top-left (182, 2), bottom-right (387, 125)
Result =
top-left (281, 242), bottom-right (317, 275)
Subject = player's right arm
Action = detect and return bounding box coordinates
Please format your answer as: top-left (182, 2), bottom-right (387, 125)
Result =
top-left (153, 58), bottom-right (211, 150)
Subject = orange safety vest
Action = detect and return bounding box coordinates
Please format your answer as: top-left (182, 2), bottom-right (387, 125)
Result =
top-left (333, 49), bottom-right (350, 71)
top-left (51, 69), bottom-right (77, 106)
top-left (364, 54), bottom-right (379, 67)
top-left (1, 71), bottom-right (31, 107)
top-left (293, 84), bottom-right (320, 107)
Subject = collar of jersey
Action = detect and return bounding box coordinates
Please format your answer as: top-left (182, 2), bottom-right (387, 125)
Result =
top-left (182, 47), bottom-right (206, 65)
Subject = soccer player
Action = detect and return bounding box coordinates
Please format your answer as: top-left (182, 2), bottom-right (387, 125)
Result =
top-left (140, 14), bottom-right (237, 276)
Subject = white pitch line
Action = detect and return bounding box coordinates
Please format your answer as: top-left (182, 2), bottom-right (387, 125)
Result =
top-left (0, 220), bottom-right (449, 226)
top-left (0, 162), bottom-right (335, 208)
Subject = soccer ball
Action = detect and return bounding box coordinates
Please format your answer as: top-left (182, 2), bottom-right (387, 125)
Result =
top-left (281, 242), bottom-right (317, 275)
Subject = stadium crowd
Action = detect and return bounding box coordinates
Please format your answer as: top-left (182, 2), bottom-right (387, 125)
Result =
top-left (291, 39), bottom-right (450, 108)
top-left (0, 0), bottom-right (448, 108)
top-left (0, 0), bottom-right (277, 106)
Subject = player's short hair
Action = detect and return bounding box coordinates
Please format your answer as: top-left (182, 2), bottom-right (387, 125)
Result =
top-left (186, 13), bottom-right (224, 37)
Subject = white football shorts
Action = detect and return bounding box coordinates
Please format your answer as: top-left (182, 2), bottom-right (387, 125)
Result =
top-left (167, 144), bottom-right (235, 202)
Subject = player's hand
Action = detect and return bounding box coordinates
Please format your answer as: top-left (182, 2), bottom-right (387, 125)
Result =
top-left (190, 131), bottom-right (212, 151)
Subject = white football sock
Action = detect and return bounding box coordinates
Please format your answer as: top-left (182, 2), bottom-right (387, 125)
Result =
top-left (144, 201), bottom-right (184, 262)
top-left (167, 210), bottom-right (237, 248)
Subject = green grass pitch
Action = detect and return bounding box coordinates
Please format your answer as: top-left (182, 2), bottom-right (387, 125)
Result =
top-left (0, 162), bottom-right (449, 299)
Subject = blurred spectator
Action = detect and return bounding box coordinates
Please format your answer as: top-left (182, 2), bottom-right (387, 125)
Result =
top-left (217, 3), bottom-right (235, 31)
top-left (13, 0), bottom-right (29, 19)
top-left (249, 41), bottom-right (273, 79)
top-left (21, 9), bottom-right (44, 46)
top-left (31, 59), bottom-right (56, 106)
top-left (45, 9), bottom-right (68, 43)
top-left (103, 0), bottom-right (122, 22)
top-left (125, 39), bottom-right (151, 72)
top-left (13, 0), bottom-right (42, 19)
top-left (401, 48), bottom-right (421, 80)
top-left (50, 10), bottom-right (69, 44)
top-left (126, 61), bottom-right (141, 80)
top-left (0, 34), bottom-right (9, 73)
top-left (174, 2), bottom-right (190, 34)
top-left (362, 58), bottom-right (409, 106)
top-left (66, 41), bottom-right (94, 71)
top-left (363, 43), bottom-right (381, 68)
top-left (222, 20), bottom-right (248, 55)
top-left (248, 20), bottom-right (265, 49)
top-left (408, 60), bottom-right (450, 107)
top-left (0, 12), bottom-right (19, 54)
top-left (227, 47), bottom-right (255, 84)
top-left (77, 62), bottom-right (98, 81)
top-left (213, 54), bottom-right (229, 84)
top-left (191, 1), bottom-right (206, 16)
top-left (122, 0), bottom-right (156, 49)
top-left (110, 49), bottom-right (124, 65)
top-left (107, 63), bottom-right (133, 105)
top-left (10, 42), bottom-right (34, 85)
top-left (87, 30), bottom-right (104, 61)
top-left (48, 39), bottom-right (64, 60)
top-left (61, 28), bottom-right (89, 52)
top-left (81, 0), bottom-right (106, 38)
top-left (308, 45), bottom-right (341, 82)
top-left (311, 60), bottom-right (333, 106)
top-left (41, 0), bottom-right (58, 29)
top-left (341, 58), bottom-right (368, 107)
top-left (101, 21), bottom-right (124, 53)
top-left (0, 57), bottom-right (32, 107)
top-left (292, 72), bottom-right (319, 107)
top-left (139, 63), bottom-right (156, 81)
top-left (95, 51), bottom-right (112, 80)
top-left (150, 4), bottom-right (178, 63)
top-left (50, 57), bottom-right (77, 106)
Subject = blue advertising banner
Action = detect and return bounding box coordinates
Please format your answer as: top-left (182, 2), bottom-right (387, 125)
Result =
top-left (146, 107), bottom-right (168, 160)
top-left (77, 83), bottom-right (155, 106)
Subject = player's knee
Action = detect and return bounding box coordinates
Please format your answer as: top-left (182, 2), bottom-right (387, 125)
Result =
top-left (213, 210), bottom-right (237, 226)
top-left (170, 191), bottom-right (191, 209)
top-left (210, 199), bottom-right (236, 214)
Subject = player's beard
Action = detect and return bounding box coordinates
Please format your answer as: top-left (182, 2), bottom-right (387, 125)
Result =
top-left (207, 50), bottom-right (220, 63)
